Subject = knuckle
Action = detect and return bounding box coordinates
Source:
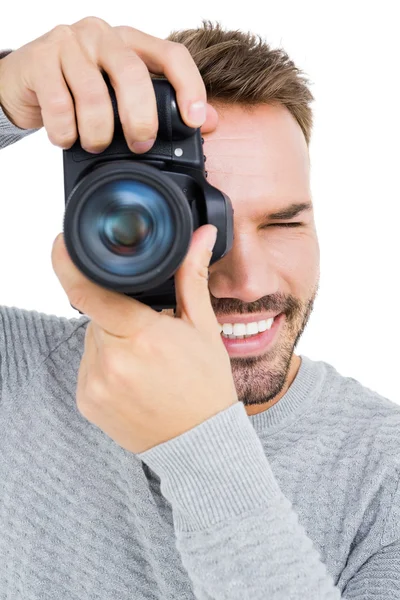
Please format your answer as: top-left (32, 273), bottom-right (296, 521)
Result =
top-left (112, 25), bottom-right (134, 37)
top-left (78, 83), bottom-right (108, 107)
top-left (82, 375), bottom-right (105, 407)
top-left (118, 57), bottom-right (148, 81)
top-left (75, 16), bottom-right (110, 31)
top-left (100, 347), bottom-right (118, 373)
top-left (166, 41), bottom-right (190, 60)
top-left (50, 24), bottom-right (75, 41)
top-left (47, 95), bottom-right (73, 116)
top-left (88, 376), bottom-right (105, 400)
top-left (132, 328), bottom-right (147, 348)
top-left (47, 129), bottom-right (77, 149)
top-left (100, 349), bottom-right (126, 384)
top-left (75, 86), bottom-right (113, 151)
top-left (134, 323), bottom-right (158, 351)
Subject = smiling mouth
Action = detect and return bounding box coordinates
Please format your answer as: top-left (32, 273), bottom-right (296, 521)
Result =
top-left (218, 314), bottom-right (281, 339)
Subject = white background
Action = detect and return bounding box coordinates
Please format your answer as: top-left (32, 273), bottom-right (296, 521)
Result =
top-left (0, 0), bottom-right (398, 403)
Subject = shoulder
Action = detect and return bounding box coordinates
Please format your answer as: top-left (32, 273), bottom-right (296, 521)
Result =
top-left (305, 355), bottom-right (400, 462)
top-left (0, 305), bottom-right (89, 376)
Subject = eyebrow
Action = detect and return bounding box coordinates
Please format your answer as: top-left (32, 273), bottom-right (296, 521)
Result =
top-left (266, 201), bottom-right (313, 220)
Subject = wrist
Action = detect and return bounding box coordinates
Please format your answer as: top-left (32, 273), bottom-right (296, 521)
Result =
top-left (0, 50), bottom-right (25, 130)
top-left (0, 59), bottom-right (14, 127)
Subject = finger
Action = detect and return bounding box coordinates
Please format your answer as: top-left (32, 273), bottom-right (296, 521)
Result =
top-left (51, 233), bottom-right (157, 339)
top-left (174, 225), bottom-right (219, 338)
top-left (114, 26), bottom-right (208, 129)
top-left (32, 53), bottom-right (78, 149)
top-left (200, 103), bottom-right (219, 134)
top-left (92, 29), bottom-right (159, 153)
top-left (59, 32), bottom-right (115, 154)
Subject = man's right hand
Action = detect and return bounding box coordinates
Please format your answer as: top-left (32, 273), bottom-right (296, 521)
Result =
top-left (0, 16), bottom-right (218, 154)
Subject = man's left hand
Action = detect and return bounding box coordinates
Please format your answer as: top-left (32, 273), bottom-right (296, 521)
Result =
top-left (51, 224), bottom-right (238, 454)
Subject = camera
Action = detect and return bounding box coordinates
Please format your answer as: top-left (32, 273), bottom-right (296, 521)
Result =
top-left (62, 72), bottom-right (234, 313)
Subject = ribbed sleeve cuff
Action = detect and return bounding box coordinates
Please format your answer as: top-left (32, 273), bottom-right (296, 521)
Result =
top-left (0, 49), bottom-right (13, 60)
top-left (137, 401), bottom-right (284, 532)
top-left (0, 49), bottom-right (40, 146)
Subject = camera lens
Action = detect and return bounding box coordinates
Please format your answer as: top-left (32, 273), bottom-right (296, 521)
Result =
top-left (101, 200), bottom-right (153, 255)
top-left (79, 178), bottom-right (174, 276)
top-left (63, 161), bottom-right (193, 295)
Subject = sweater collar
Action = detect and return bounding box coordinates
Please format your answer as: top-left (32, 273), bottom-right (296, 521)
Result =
top-left (247, 355), bottom-right (327, 435)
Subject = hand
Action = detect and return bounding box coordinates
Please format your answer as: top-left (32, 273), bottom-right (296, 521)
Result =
top-left (0, 16), bottom-right (218, 150)
top-left (51, 224), bottom-right (238, 454)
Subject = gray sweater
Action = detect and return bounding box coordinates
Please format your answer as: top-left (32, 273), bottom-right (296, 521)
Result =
top-left (1, 60), bottom-right (400, 599)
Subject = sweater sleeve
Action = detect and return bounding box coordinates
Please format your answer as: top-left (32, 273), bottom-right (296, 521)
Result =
top-left (0, 305), bottom-right (88, 401)
top-left (0, 49), bottom-right (40, 149)
top-left (138, 402), bottom-right (400, 600)
top-left (138, 401), bottom-right (341, 599)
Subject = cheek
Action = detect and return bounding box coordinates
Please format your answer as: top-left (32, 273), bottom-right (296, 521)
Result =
top-left (267, 232), bottom-right (320, 292)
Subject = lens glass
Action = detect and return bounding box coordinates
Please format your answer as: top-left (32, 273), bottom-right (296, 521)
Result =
top-left (79, 178), bottom-right (175, 276)
top-left (102, 204), bottom-right (153, 254)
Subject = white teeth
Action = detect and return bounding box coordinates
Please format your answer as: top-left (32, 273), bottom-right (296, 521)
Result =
top-left (218, 316), bottom-right (276, 338)
top-left (246, 322), bottom-right (259, 335)
top-left (258, 320), bottom-right (267, 332)
top-left (222, 323), bottom-right (233, 335)
top-left (233, 323), bottom-right (246, 336)
top-left (259, 318), bottom-right (273, 332)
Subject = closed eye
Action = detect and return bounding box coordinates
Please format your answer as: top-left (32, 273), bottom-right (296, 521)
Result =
top-left (263, 222), bottom-right (303, 228)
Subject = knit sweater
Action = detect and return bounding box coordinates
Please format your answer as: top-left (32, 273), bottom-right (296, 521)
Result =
top-left (1, 53), bottom-right (400, 599)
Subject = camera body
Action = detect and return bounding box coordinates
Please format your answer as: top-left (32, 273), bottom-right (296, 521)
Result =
top-left (63, 73), bottom-right (233, 312)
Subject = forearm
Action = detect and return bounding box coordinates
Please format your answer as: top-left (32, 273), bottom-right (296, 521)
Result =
top-left (138, 402), bottom-right (341, 600)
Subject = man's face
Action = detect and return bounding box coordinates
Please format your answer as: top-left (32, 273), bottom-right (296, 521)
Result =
top-left (203, 102), bottom-right (320, 410)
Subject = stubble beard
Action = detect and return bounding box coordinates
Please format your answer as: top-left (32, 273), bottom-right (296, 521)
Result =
top-left (228, 284), bottom-right (319, 407)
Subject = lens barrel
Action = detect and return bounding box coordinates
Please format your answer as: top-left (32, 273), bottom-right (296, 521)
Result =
top-left (63, 161), bottom-right (193, 294)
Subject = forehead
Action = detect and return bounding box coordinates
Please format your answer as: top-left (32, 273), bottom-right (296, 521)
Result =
top-left (203, 103), bottom-right (311, 219)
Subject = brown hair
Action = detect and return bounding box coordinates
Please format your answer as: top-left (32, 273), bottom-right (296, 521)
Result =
top-left (160, 20), bottom-right (314, 146)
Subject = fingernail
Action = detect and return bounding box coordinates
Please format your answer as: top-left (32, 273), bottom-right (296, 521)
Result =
top-left (131, 139), bottom-right (156, 154)
top-left (188, 101), bottom-right (206, 126)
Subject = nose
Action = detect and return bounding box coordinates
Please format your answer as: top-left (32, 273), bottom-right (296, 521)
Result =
top-left (209, 232), bottom-right (280, 304)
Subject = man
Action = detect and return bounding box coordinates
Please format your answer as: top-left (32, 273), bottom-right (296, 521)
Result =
top-left (0, 17), bottom-right (399, 599)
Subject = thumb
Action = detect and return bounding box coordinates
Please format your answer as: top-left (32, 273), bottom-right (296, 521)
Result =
top-left (174, 225), bottom-right (218, 335)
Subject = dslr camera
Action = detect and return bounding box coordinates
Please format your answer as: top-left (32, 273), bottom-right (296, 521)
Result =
top-left (62, 73), bottom-right (234, 313)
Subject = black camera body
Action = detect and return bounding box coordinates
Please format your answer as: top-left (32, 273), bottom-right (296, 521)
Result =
top-left (63, 73), bottom-right (233, 313)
